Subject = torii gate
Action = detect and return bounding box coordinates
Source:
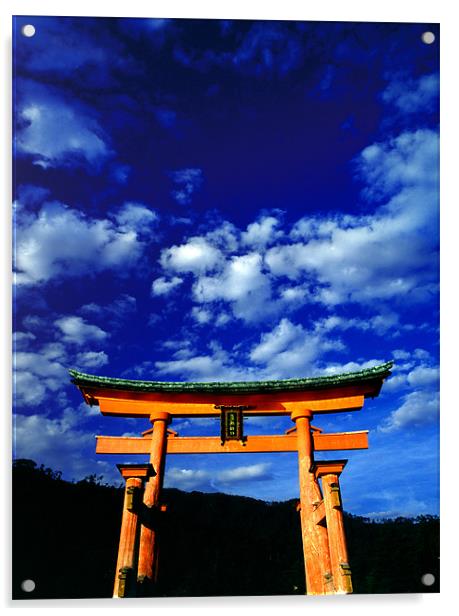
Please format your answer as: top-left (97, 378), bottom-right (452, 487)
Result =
top-left (70, 361), bottom-right (392, 598)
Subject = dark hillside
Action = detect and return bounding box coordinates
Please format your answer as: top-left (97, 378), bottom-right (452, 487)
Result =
top-left (12, 459), bottom-right (439, 599)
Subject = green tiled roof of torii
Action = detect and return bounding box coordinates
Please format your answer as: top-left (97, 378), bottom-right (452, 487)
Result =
top-left (69, 361), bottom-right (393, 394)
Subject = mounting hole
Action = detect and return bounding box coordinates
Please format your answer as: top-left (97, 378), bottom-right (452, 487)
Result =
top-left (21, 579), bottom-right (36, 592)
top-left (21, 24), bottom-right (36, 38)
top-left (421, 31), bottom-right (435, 45)
top-left (421, 573), bottom-right (435, 586)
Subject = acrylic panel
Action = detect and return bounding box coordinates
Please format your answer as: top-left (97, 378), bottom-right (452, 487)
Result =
top-left (12, 16), bottom-right (440, 599)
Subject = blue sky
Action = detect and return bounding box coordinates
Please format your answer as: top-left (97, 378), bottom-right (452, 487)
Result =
top-left (12, 16), bottom-right (439, 518)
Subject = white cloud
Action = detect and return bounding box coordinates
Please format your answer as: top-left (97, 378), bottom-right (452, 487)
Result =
top-left (12, 328), bottom-right (87, 408)
top-left (170, 215), bottom-right (193, 226)
top-left (379, 391), bottom-right (439, 432)
top-left (14, 372), bottom-right (47, 406)
top-left (155, 354), bottom-right (228, 381)
top-left (265, 129), bottom-right (439, 307)
top-left (170, 168), bottom-right (203, 205)
top-left (382, 346), bottom-right (437, 390)
top-left (55, 316), bottom-right (108, 345)
top-left (413, 348), bottom-right (431, 361)
top-left (113, 202), bottom-right (158, 233)
top-left (241, 216), bottom-right (283, 248)
top-left (164, 463), bottom-right (273, 491)
top-left (76, 351), bottom-right (109, 368)
top-left (382, 72), bottom-right (439, 114)
top-left (13, 328), bottom-right (109, 406)
top-left (250, 318), bottom-right (303, 363)
top-left (392, 349), bottom-right (410, 360)
top-left (193, 252), bottom-right (273, 323)
top-left (13, 331), bottom-right (36, 350)
top-left (15, 351), bottom-right (67, 381)
top-left (383, 354), bottom-right (439, 393)
top-left (191, 307), bottom-right (212, 324)
top-left (205, 221), bottom-right (239, 252)
top-left (215, 312), bottom-right (231, 327)
top-left (41, 342), bottom-right (67, 361)
top-left (279, 284), bottom-right (310, 304)
top-left (161, 237), bottom-right (222, 274)
top-left (407, 365), bottom-right (439, 388)
top-left (164, 467), bottom-right (212, 490)
top-left (21, 315), bottom-right (48, 332)
top-left (13, 412), bottom-right (101, 480)
top-left (369, 313), bottom-right (400, 335)
top-left (320, 358), bottom-right (383, 375)
top-left (155, 341), bottom-right (260, 382)
top-left (290, 217), bottom-right (341, 241)
top-left (249, 318), bottom-right (345, 378)
top-left (383, 373), bottom-right (408, 392)
top-left (14, 200), bottom-right (146, 285)
top-left (79, 294), bottom-right (137, 326)
top-left (358, 129), bottom-right (438, 200)
top-left (217, 463), bottom-right (272, 483)
top-left (16, 82), bottom-right (110, 168)
top-left (311, 312), bottom-right (400, 337)
top-left (151, 276), bottom-right (183, 296)
top-left (156, 314), bottom-right (362, 384)
top-left (150, 127), bottom-right (438, 333)
top-left (14, 346), bottom-right (71, 408)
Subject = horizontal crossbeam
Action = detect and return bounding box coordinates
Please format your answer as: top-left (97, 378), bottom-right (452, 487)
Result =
top-left (97, 394), bottom-right (365, 417)
top-left (96, 431), bottom-right (368, 455)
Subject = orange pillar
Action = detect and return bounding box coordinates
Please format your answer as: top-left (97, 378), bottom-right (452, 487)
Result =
top-left (291, 409), bottom-right (333, 595)
top-left (321, 471), bottom-right (352, 593)
top-left (113, 476), bottom-right (142, 598)
top-left (137, 411), bottom-right (170, 590)
top-left (113, 464), bottom-right (154, 598)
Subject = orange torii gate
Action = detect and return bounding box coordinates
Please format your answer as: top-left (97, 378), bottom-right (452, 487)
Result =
top-left (70, 361), bottom-right (392, 598)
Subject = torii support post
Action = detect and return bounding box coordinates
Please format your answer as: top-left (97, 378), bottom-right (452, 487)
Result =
top-left (137, 411), bottom-right (170, 593)
top-left (314, 461), bottom-right (353, 594)
top-left (290, 408), bottom-right (333, 595)
top-left (113, 464), bottom-right (154, 598)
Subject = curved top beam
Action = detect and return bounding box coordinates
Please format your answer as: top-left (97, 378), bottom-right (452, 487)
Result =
top-left (69, 361), bottom-right (393, 396)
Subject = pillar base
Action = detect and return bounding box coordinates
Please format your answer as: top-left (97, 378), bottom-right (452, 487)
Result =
top-left (136, 575), bottom-right (156, 597)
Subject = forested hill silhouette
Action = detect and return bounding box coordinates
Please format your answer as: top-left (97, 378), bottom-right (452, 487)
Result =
top-left (12, 459), bottom-right (439, 599)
